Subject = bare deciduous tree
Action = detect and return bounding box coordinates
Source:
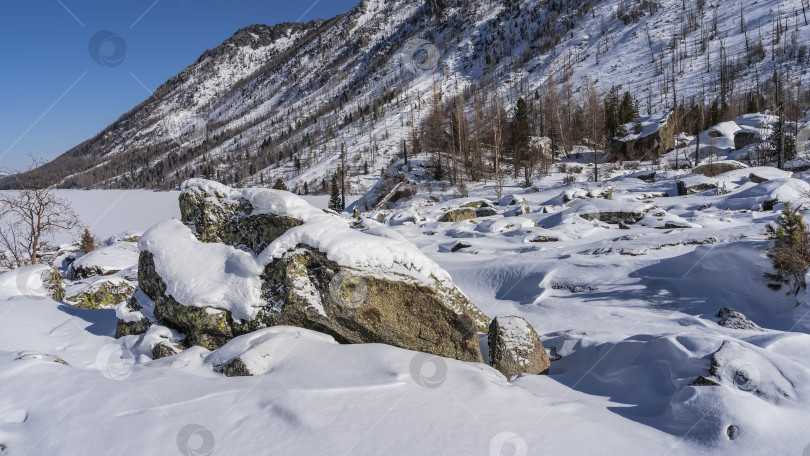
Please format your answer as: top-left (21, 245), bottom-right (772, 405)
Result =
top-left (0, 157), bottom-right (80, 268)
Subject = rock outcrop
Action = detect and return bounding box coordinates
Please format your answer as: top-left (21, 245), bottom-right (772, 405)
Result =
top-left (66, 280), bottom-right (135, 310)
top-left (610, 111), bottom-right (675, 160)
top-left (716, 307), bottom-right (763, 331)
top-left (692, 161), bottom-right (746, 177)
top-left (488, 316), bottom-right (550, 380)
top-left (438, 208), bottom-right (477, 223)
top-left (128, 179), bottom-right (491, 363)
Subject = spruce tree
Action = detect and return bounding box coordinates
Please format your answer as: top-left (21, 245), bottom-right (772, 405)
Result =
top-left (769, 116), bottom-right (797, 166)
top-left (618, 92), bottom-right (638, 124)
top-left (765, 203), bottom-right (810, 296)
top-left (272, 178), bottom-right (289, 191)
top-left (604, 87), bottom-right (627, 138)
top-left (328, 174), bottom-right (343, 212)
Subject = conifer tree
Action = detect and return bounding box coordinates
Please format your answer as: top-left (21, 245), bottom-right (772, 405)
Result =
top-left (604, 87), bottom-right (626, 138)
top-left (765, 203), bottom-right (810, 296)
top-left (328, 174), bottom-right (343, 212)
top-left (618, 92), bottom-right (638, 124)
top-left (272, 178), bottom-right (289, 191)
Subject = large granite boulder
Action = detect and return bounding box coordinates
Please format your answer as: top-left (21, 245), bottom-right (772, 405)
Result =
top-left (438, 208), bottom-right (477, 223)
top-left (610, 111), bottom-right (675, 160)
top-left (129, 179), bottom-right (490, 363)
top-left (488, 316), bottom-right (550, 380)
top-left (67, 240), bottom-right (140, 280)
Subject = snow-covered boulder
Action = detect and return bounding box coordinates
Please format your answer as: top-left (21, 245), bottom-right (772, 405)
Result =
top-left (114, 289), bottom-right (156, 338)
top-left (676, 175), bottom-right (720, 196)
top-left (611, 110), bottom-right (675, 160)
top-left (206, 326), bottom-right (338, 377)
top-left (438, 208), bottom-right (477, 223)
top-left (488, 316), bottom-right (550, 380)
top-left (65, 277), bottom-right (135, 310)
top-left (572, 198), bottom-right (653, 225)
top-left (68, 240), bottom-right (140, 280)
top-left (62, 238), bottom-right (140, 309)
top-left (692, 161), bottom-right (747, 177)
top-left (132, 179), bottom-right (490, 363)
top-left (716, 307), bottom-right (763, 331)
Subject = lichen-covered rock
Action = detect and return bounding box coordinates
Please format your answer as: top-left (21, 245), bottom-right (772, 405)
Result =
top-left (488, 316), bottom-right (550, 380)
top-left (67, 241), bottom-right (140, 280)
top-left (475, 207), bottom-right (499, 217)
top-left (579, 211), bottom-right (645, 224)
top-left (42, 268), bottom-right (65, 301)
top-left (222, 357), bottom-right (252, 377)
top-left (115, 317), bottom-right (152, 339)
top-left (152, 342), bottom-right (183, 360)
top-left (692, 162), bottom-right (746, 177)
top-left (139, 252), bottom-right (237, 349)
top-left (138, 180), bottom-right (491, 362)
top-left (66, 280), bottom-right (135, 310)
top-left (0, 265), bottom-right (68, 301)
top-left (610, 111), bottom-right (675, 160)
top-left (179, 183), bottom-right (301, 253)
top-left (259, 247), bottom-right (485, 362)
top-left (439, 208), bottom-right (477, 223)
top-left (114, 292), bottom-right (154, 338)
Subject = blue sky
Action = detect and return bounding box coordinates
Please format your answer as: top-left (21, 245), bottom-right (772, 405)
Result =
top-left (0, 0), bottom-right (358, 170)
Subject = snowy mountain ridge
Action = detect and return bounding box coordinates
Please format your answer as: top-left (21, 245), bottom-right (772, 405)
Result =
top-left (7, 0), bottom-right (809, 192)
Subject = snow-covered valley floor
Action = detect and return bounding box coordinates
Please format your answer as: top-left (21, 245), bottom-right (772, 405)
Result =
top-left (2, 160), bottom-right (810, 455)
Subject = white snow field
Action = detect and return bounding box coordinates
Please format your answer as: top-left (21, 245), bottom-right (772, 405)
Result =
top-left (3, 158), bottom-right (810, 455)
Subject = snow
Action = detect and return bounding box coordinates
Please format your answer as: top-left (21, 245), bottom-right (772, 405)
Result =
top-left (183, 179), bottom-right (455, 287)
top-left (0, 264), bottom-right (53, 299)
top-left (617, 110), bottom-right (672, 142)
top-left (70, 241), bottom-right (140, 276)
top-left (6, 159), bottom-right (810, 454)
top-left (139, 219), bottom-right (266, 322)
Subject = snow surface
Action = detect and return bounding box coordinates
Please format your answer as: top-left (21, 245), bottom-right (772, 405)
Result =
top-left (70, 241), bottom-right (140, 276)
top-left (5, 162), bottom-right (810, 454)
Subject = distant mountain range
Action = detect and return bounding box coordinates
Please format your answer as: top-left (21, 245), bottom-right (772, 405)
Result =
top-left (4, 0), bottom-right (807, 191)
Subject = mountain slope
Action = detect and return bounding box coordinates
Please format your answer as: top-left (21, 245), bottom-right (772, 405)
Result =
top-left (6, 0), bottom-right (809, 191)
